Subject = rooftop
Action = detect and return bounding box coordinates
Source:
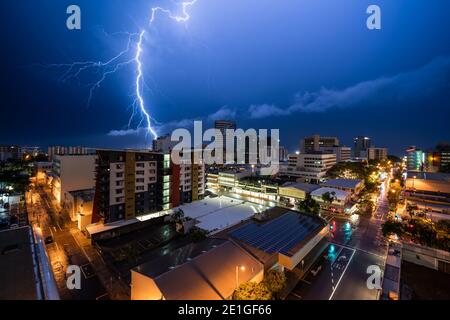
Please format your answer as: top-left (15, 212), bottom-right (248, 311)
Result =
top-left (229, 210), bottom-right (325, 257)
top-left (179, 196), bottom-right (267, 234)
top-left (132, 238), bottom-right (226, 279)
top-left (406, 171), bottom-right (450, 182)
top-left (321, 178), bottom-right (363, 190)
top-left (133, 240), bottom-right (263, 300)
top-left (311, 187), bottom-right (351, 201)
top-left (0, 226), bottom-right (41, 300)
top-left (281, 182), bottom-right (321, 193)
top-left (68, 188), bottom-right (95, 202)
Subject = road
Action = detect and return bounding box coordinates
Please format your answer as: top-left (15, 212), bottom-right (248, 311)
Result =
top-left (287, 179), bottom-right (390, 300)
top-left (28, 186), bottom-right (108, 300)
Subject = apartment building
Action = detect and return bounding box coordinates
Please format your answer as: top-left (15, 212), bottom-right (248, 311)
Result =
top-left (172, 150), bottom-right (205, 205)
top-left (92, 150), bottom-right (167, 224)
top-left (49, 154), bottom-right (97, 204)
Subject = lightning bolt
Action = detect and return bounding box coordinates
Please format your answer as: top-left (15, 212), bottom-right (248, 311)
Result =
top-left (41, 0), bottom-right (199, 142)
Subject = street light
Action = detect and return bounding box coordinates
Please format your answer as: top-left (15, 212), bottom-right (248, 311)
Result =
top-left (235, 265), bottom-right (246, 289)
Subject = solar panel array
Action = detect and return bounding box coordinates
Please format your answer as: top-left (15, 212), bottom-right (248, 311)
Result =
top-left (230, 212), bottom-right (321, 256)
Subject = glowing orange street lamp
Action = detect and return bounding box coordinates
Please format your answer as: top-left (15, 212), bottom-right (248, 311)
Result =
top-left (236, 265), bottom-right (246, 289)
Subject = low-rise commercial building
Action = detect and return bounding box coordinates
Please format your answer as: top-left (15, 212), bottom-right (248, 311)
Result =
top-left (310, 187), bottom-right (351, 213)
top-left (403, 171), bottom-right (450, 219)
top-left (131, 239), bottom-right (263, 300)
top-left (321, 178), bottom-right (364, 196)
top-left (229, 209), bottom-right (328, 271)
top-left (278, 182), bottom-right (320, 206)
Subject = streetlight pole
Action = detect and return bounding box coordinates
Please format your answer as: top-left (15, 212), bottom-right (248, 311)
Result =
top-left (235, 265), bottom-right (245, 289)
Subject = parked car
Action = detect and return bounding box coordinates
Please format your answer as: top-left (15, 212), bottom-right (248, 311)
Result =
top-left (44, 236), bottom-right (54, 244)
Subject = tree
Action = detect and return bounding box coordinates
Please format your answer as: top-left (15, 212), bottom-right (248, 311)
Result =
top-left (357, 196), bottom-right (374, 217)
top-left (387, 185), bottom-right (401, 211)
top-left (296, 194), bottom-right (320, 215)
top-left (263, 270), bottom-right (286, 298)
top-left (188, 227), bottom-right (208, 243)
top-left (387, 155), bottom-right (402, 163)
top-left (321, 191), bottom-right (336, 208)
top-left (172, 209), bottom-right (185, 222)
top-left (382, 220), bottom-right (404, 237)
top-left (327, 162), bottom-right (368, 180)
top-left (436, 220), bottom-right (450, 234)
top-left (406, 203), bottom-right (418, 218)
top-left (233, 282), bottom-right (272, 300)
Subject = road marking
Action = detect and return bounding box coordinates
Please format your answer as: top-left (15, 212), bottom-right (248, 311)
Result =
top-left (328, 248), bottom-right (356, 300)
top-left (330, 241), bottom-right (386, 259)
top-left (289, 292), bottom-right (303, 300)
top-left (299, 278), bottom-right (311, 285)
top-left (95, 293), bottom-right (109, 300)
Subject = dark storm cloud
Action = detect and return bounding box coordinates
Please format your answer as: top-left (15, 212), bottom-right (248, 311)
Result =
top-left (248, 57), bottom-right (450, 118)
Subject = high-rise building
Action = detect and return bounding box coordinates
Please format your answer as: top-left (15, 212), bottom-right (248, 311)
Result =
top-left (279, 146), bottom-right (289, 162)
top-left (214, 120), bottom-right (236, 133)
top-left (406, 146), bottom-right (425, 171)
top-left (152, 135), bottom-right (176, 153)
top-left (171, 150), bottom-right (205, 205)
top-left (92, 150), bottom-right (166, 224)
top-left (214, 120), bottom-right (236, 162)
top-left (301, 135), bottom-right (339, 153)
top-left (50, 154), bottom-right (97, 204)
top-left (47, 146), bottom-right (91, 161)
top-left (92, 149), bottom-right (205, 224)
top-left (353, 136), bottom-right (372, 158)
top-left (367, 147), bottom-right (388, 161)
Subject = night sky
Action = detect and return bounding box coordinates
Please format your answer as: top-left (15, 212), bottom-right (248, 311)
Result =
top-left (1, 0), bottom-right (450, 155)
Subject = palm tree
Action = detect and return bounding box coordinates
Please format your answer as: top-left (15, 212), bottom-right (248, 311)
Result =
top-left (321, 191), bottom-right (337, 209)
top-left (296, 194), bottom-right (320, 215)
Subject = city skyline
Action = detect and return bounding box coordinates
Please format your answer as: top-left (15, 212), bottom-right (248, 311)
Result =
top-left (1, 1), bottom-right (450, 154)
